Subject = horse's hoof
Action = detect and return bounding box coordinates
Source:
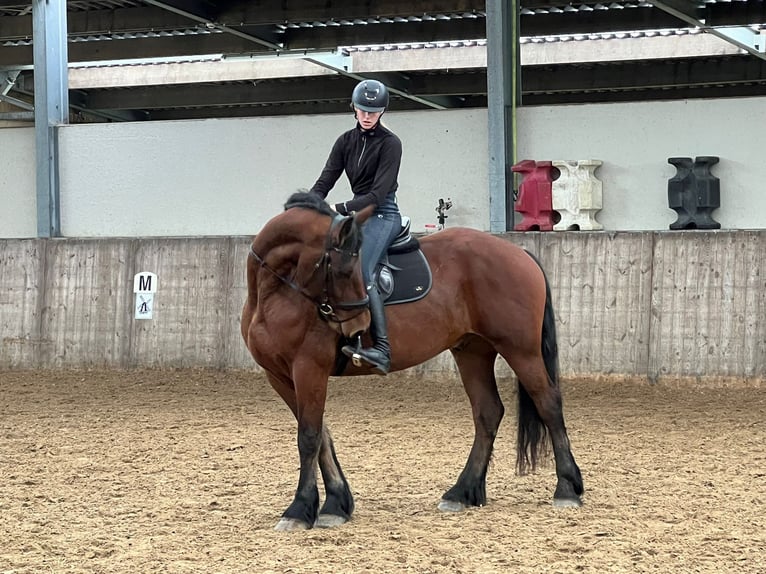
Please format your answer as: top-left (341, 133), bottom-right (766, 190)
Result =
top-left (437, 499), bottom-right (466, 513)
top-left (553, 497), bottom-right (582, 508)
top-left (316, 513), bottom-right (348, 528)
top-left (274, 517), bottom-right (311, 531)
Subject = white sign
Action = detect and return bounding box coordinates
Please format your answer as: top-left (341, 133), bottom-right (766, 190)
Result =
top-left (133, 272), bottom-right (158, 320)
top-left (135, 293), bottom-right (155, 320)
top-left (133, 271), bottom-right (158, 293)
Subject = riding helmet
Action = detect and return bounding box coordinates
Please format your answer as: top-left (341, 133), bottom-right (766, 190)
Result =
top-left (351, 79), bottom-right (389, 113)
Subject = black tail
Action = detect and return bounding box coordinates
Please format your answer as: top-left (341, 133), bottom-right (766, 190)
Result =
top-left (538, 264), bottom-right (559, 385)
top-left (516, 251), bottom-right (559, 475)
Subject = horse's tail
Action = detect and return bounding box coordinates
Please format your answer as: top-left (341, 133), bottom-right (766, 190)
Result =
top-left (516, 250), bottom-right (559, 475)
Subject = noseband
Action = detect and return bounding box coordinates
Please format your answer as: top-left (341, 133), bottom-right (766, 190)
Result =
top-left (248, 213), bottom-right (370, 325)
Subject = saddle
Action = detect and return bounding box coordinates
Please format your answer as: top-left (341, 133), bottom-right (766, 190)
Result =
top-left (333, 217), bottom-right (432, 376)
top-left (374, 216), bottom-right (432, 305)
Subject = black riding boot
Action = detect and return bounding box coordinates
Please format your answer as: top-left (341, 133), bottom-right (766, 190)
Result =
top-left (342, 286), bottom-right (391, 375)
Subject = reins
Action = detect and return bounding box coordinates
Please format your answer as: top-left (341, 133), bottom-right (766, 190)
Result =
top-left (248, 213), bottom-right (370, 325)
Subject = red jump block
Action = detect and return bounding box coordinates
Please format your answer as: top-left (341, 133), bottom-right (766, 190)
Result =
top-left (512, 159), bottom-right (556, 231)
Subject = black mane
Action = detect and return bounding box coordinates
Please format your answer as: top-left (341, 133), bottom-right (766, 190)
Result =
top-left (284, 191), bottom-right (335, 217)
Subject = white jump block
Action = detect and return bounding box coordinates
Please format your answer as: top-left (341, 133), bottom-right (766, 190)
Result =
top-left (552, 159), bottom-right (604, 231)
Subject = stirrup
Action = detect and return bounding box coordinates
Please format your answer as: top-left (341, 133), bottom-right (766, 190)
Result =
top-left (341, 337), bottom-right (365, 368)
top-left (342, 342), bottom-right (390, 374)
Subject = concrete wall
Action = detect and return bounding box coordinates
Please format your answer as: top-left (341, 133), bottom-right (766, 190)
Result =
top-left (56, 111), bottom-right (489, 237)
top-left (0, 127), bottom-right (36, 238)
top-left (2, 96), bottom-right (765, 238)
top-left (516, 97), bottom-right (766, 231)
top-left (0, 237), bottom-right (251, 369)
top-left (2, 232), bottom-right (764, 383)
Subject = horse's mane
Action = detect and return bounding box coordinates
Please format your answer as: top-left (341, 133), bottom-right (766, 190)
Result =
top-left (284, 191), bottom-right (335, 217)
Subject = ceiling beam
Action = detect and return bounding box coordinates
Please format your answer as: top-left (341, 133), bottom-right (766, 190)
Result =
top-left (208, 0), bottom-right (486, 24)
top-left (523, 56), bottom-right (766, 93)
top-left (146, 94), bottom-right (490, 120)
top-left (649, 0), bottom-right (766, 60)
top-left (282, 18), bottom-right (487, 49)
top-left (144, 0), bottom-right (458, 109)
top-left (4, 3), bottom-right (766, 60)
top-left (0, 1), bottom-right (488, 39)
top-left (145, 97), bottom-right (439, 120)
top-left (71, 70), bottom-right (483, 111)
top-left (142, 0), bottom-right (284, 50)
top-left (0, 5), bottom-right (695, 44)
top-left (707, 1), bottom-right (766, 26)
top-left (7, 6), bottom-right (761, 54)
top-left (0, 33), bottom-right (273, 66)
top-left (0, 111), bottom-right (34, 120)
top-left (523, 82), bottom-right (766, 105)
top-left (61, 54), bottom-right (766, 116)
top-left (0, 6), bottom-right (198, 39)
top-left (0, 92), bottom-right (33, 110)
top-left (4, 1), bottom-right (766, 44)
top-left (519, 7), bottom-right (688, 37)
top-left (81, 75), bottom-right (356, 109)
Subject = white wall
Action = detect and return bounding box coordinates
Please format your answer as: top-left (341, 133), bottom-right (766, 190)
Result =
top-left (56, 109), bottom-right (489, 237)
top-left (516, 97), bottom-right (766, 230)
top-left (2, 96), bottom-right (766, 238)
top-left (0, 127), bottom-right (36, 238)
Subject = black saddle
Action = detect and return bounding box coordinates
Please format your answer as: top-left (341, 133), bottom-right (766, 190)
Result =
top-left (374, 216), bottom-right (432, 305)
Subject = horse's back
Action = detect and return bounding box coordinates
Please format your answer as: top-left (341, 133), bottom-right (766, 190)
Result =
top-left (420, 226), bottom-right (527, 254)
top-left (381, 226), bottom-right (548, 371)
top-left (419, 227), bottom-right (544, 288)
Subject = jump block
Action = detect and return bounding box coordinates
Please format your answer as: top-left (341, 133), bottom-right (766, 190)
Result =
top-left (512, 159), bottom-right (555, 231)
top-left (552, 159), bottom-right (604, 231)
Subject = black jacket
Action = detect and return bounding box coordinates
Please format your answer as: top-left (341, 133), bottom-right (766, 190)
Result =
top-left (309, 122), bottom-right (402, 215)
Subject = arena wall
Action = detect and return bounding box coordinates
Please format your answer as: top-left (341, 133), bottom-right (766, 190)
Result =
top-left (2, 232), bottom-right (763, 383)
top-left (0, 127), bottom-right (36, 239)
top-left (1, 96), bottom-right (765, 239)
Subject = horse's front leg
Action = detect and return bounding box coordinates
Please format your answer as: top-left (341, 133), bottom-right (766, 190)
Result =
top-left (269, 362), bottom-right (331, 531)
top-left (316, 424), bottom-right (355, 527)
top-left (275, 420), bottom-right (323, 531)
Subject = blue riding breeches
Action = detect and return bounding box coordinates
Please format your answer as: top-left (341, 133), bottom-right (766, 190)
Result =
top-left (361, 200), bottom-right (401, 288)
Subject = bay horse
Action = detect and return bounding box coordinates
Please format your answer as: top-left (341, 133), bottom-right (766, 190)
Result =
top-left (241, 191), bottom-right (583, 531)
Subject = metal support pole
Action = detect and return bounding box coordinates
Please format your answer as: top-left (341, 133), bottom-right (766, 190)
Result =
top-left (33, 0), bottom-right (69, 238)
top-left (486, 0), bottom-right (519, 233)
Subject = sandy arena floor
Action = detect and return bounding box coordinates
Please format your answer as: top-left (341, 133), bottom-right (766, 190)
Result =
top-left (0, 369), bottom-right (764, 574)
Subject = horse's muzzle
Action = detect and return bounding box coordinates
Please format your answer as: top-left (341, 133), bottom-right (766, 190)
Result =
top-left (342, 310), bottom-right (371, 339)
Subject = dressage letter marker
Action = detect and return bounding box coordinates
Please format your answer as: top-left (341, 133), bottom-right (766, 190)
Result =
top-left (133, 271), bottom-right (158, 320)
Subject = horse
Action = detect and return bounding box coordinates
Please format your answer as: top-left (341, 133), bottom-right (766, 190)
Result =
top-left (241, 191), bottom-right (583, 531)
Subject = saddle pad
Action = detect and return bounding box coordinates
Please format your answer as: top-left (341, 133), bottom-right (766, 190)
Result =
top-left (382, 248), bottom-right (432, 305)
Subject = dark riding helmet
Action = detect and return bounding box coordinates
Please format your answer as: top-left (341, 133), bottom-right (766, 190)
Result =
top-left (351, 79), bottom-right (389, 113)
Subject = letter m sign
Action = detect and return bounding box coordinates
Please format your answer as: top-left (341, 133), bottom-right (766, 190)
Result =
top-left (133, 272), bottom-right (158, 294)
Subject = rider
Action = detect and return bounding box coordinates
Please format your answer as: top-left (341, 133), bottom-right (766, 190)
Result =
top-left (309, 79), bottom-right (403, 375)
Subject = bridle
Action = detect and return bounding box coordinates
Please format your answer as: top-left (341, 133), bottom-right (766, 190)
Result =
top-left (248, 213), bottom-right (370, 325)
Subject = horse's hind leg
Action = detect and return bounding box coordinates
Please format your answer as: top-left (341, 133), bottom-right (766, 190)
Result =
top-left (315, 424), bottom-right (355, 528)
top-left (504, 351), bottom-right (583, 507)
top-left (440, 336), bottom-right (503, 512)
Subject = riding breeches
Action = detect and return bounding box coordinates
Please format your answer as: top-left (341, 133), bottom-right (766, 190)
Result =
top-left (361, 210), bottom-right (401, 287)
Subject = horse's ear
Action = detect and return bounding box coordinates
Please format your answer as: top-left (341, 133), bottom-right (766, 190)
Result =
top-left (334, 214), bottom-right (357, 248)
top-left (354, 204), bottom-right (376, 226)
top-left (335, 205), bottom-right (374, 247)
